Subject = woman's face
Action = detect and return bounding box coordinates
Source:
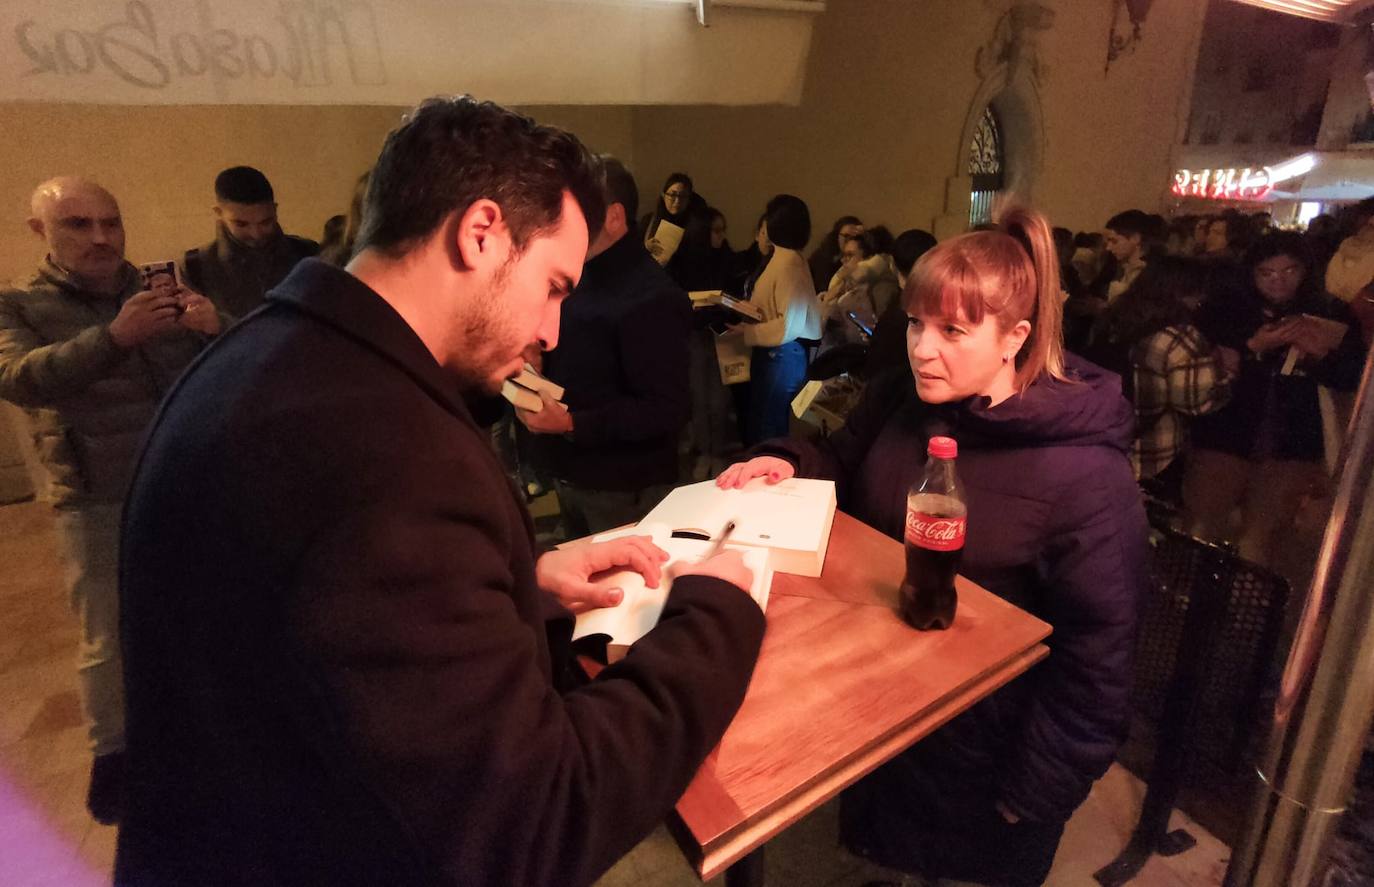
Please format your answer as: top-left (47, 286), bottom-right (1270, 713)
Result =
top-left (756, 220), bottom-right (773, 255)
top-left (709, 216), bottom-right (727, 250)
top-left (663, 182), bottom-right (690, 216)
top-left (907, 305), bottom-right (1028, 403)
top-left (1205, 220), bottom-right (1229, 254)
top-left (1253, 254), bottom-right (1305, 305)
top-left (837, 223), bottom-right (864, 251)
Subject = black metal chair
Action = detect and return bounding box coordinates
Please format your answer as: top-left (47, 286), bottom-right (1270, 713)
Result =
top-left (1094, 523), bottom-right (1290, 887)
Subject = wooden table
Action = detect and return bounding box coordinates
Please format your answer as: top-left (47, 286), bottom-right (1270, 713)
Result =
top-left (669, 510), bottom-right (1051, 884)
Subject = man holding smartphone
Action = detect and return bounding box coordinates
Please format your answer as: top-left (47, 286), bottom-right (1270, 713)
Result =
top-left (0, 176), bottom-right (221, 825)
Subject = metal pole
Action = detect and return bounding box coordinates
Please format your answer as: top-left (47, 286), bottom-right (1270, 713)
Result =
top-left (1226, 352), bottom-right (1374, 887)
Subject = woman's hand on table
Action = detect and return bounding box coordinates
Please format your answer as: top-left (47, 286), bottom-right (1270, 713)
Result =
top-left (536, 535), bottom-right (668, 614)
top-left (716, 456), bottom-right (796, 489)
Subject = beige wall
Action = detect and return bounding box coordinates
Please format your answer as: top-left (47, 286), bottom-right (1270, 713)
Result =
top-left (0, 103), bottom-right (634, 285)
top-left (630, 0), bottom-right (1207, 248)
top-left (0, 0), bottom-right (1205, 282)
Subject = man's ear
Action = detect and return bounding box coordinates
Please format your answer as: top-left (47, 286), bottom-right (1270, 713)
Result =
top-left (26, 217), bottom-right (44, 238)
top-left (213, 205), bottom-right (224, 221)
top-left (606, 203), bottom-right (627, 238)
top-left (453, 199), bottom-right (508, 271)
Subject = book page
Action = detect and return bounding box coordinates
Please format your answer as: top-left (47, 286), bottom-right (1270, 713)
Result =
top-left (650, 220), bottom-right (685, 263)
top-left (500, 379), bottom-right (543, 412)
top-left (572, 524), bottom-right (771, 647)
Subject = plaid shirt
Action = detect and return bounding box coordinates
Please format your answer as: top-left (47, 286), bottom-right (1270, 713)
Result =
top-left (1129, 324), bottom-right (1231, 479)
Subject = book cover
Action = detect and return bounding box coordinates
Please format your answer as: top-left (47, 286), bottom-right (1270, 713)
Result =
top-left (638, 478), bottom-right (837, 578)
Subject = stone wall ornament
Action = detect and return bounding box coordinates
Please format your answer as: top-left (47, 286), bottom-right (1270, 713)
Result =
top-left (1106, 0), bottom-right (1154, 72)
top-left (976, 1), bottom-right (1056, 88)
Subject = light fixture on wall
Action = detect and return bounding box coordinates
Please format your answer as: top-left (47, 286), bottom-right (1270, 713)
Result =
top-left (1105, 0), bottom-right (1154, 72)
top-left (1226, 0), bottom-right (1370, 24)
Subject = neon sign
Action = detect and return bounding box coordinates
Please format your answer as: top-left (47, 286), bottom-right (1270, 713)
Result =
top-left (1172, 166), bottom-right (1273, 201)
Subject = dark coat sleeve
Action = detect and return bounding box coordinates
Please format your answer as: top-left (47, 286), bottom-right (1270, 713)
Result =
top-left (997, 463), bottom-right (1148, 823)
top-left (751, 366), bottom-right (912, 506)
top-left (570, 286), bottom-right (693, 447)
top-left (291, 441), bottom-right (765, 887)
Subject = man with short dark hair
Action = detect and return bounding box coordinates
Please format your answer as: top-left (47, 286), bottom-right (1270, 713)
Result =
top-left (519, 156), bottom-right (692, 539)
top-left (117, 97), bottom-right (764, 887)
top-left (0, 176), bottom-right (220, 825)
top-left (182, 165), bottom-right (318, 319)
top-left (1102, 209), bottom-right (1153, 303)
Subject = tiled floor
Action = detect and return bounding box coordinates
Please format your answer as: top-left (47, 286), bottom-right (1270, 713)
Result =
top-left (0, 499), bottom-right (1228, 887)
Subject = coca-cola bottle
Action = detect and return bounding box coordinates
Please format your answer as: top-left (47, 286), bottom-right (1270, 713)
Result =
top-left (900, 435), bottom-right (965, 630)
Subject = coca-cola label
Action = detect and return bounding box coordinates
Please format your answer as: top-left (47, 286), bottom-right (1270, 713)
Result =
top-left (905, 511), bottom-right (966, 551)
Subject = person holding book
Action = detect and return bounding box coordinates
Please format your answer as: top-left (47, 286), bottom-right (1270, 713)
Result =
top-left (1186, 231), bottom-right (1366, 570)
top-left (116, 98), bottom-right (764, 887)
top-left (718, 206), bottom-right (1148, 887)
top-left (727, 193), bottom-right (822, 445)
top-left (520, 156), bottom-right (694, 537)
top-left (642, 171), bottom-right (714, 290)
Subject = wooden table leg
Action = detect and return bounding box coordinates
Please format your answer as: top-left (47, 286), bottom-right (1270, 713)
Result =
top-left (724, 846), bottom-right (765, 887)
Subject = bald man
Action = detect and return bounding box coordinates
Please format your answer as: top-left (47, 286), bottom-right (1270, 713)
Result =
top-left (0, 177), bottom-right (221, 824)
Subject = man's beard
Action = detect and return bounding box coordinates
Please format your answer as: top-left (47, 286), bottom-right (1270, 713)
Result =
top-left (452, 260), bottom-right (525, 394)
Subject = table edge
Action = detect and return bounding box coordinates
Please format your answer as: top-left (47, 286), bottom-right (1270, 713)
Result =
top-left (675, 641), bottom-right (1051, 881)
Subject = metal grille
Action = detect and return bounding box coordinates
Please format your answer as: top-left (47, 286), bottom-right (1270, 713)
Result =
top-left (968, 106), bottom-right (1003, 226)
top-left (1129, 526), bottom-right (1290, 777)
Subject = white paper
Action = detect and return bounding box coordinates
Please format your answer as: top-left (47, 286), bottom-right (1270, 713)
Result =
top-left (572, 524), bottom-right (772, 648)
top-left (638, 478), bottom-right (836, 576)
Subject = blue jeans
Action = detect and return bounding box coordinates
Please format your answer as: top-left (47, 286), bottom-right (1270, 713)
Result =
top-left (745, 341), bottom-right (807, 445)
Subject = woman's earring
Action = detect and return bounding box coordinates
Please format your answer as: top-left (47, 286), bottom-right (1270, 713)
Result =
top-left (1002, 353), bottom-right (1011, 364)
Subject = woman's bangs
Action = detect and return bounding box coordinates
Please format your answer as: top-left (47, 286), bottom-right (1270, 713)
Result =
top-left (906, 249), bottom-right (993, 324)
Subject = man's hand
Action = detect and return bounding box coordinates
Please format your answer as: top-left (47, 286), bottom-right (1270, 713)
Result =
top-left (109, 289), bottom-right (182, 348)
top-left (515, 390), bottom-right (574, 435)
top-left (175, 288), bottom-right (222, 336)
top-left (537, 535), bottom-right (670, 614)
top-left (672, 548), bottom-right (755, 594)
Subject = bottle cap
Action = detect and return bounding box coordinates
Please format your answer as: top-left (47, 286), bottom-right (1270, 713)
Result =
top-left (927, 436), bottom-right (957, 459)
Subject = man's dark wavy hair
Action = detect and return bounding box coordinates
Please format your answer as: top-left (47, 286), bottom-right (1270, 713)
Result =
top-left (356, 96), bottom-right (606, 258)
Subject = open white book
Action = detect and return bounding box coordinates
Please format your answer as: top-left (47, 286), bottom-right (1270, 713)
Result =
top-left (572, 524), bottom-right (772, 655)
top-left (638, 477), bottom-right (837, 577)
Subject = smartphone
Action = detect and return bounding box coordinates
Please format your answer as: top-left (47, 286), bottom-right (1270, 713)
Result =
top-left (138, 261), bottom-right (178, 293)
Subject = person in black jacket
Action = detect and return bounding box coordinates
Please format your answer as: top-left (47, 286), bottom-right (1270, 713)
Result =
top-left (719, 207), bottom-right (1147, 887)
top-left (116, 97), bottom-right (765, 887)
top-left (182, 166), bottom-right (319, 320)
top-left (521, 156), bottom-right (693, 538)
top-left (1186, 231), bottom-right (1367, 569)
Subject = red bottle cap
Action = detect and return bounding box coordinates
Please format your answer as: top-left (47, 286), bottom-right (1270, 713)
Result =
top-left (927, 436), bottom-right (957, 459)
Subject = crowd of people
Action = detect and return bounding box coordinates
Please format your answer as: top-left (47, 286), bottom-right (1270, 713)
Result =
top-left (0, 94), bottom-right (1370, 887)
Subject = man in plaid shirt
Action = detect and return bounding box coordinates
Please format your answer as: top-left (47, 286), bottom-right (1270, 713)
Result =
top-left (1130, 323), bottom-right (1231, 480)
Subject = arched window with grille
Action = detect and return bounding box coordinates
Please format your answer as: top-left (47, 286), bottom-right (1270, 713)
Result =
top-left (969, 105), bottom-right (1005, 226)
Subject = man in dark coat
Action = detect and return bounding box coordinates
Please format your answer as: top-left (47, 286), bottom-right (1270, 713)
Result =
top-left (182, 165), bottom-right (319, 321)
top-left (116, 97), bottom-right (765, 887)
top-left (520, 156), bottom-right (692, 538)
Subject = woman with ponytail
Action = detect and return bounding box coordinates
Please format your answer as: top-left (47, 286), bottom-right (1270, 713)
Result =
top-left (717, 207), bottom-right (1148, 886)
